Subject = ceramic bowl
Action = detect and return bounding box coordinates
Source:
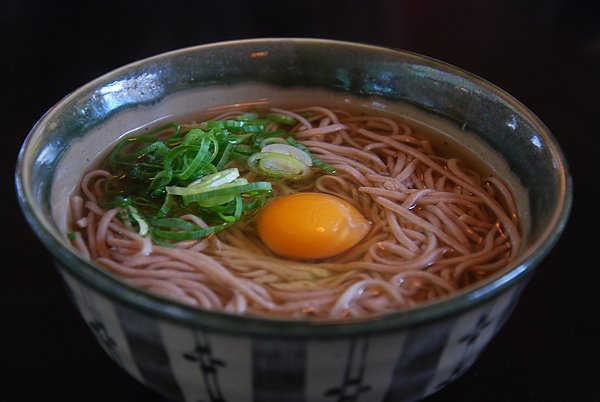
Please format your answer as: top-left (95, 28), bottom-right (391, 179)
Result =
top-left (15, 38), bottom-right (572, 402)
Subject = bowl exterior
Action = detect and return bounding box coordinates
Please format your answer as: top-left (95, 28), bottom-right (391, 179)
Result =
top-left (58, 260), bottom-right (528, 402)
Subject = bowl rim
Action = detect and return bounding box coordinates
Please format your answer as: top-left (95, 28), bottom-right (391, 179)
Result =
top-left (15, 37), bottom-right (573, 337)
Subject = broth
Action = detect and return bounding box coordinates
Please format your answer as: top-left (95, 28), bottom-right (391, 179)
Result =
top-left (53, 85), bottom-right (529, 320)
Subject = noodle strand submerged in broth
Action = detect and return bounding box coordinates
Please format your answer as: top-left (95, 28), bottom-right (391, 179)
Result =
top-left (69, 106), bottom-right (521, 320)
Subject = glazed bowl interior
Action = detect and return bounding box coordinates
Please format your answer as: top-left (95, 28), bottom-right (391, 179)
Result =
top-left (16, 38), bottom-right (571, 335)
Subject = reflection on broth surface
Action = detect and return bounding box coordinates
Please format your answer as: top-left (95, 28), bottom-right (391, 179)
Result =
top-left (55, 86), bottom-right (527, 321)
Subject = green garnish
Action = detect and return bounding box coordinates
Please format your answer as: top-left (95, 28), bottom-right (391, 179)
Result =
top-left (287, 137), bottom-right (336, 174)
top-left (126, 205), bottom-right (149, 236)
top-left (99, 112), bottom-right (335, 243)
top-left (247, 152), bottom-right (311, 180)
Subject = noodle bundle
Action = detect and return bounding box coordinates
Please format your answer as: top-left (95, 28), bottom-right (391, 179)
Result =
top-left (68, 106), bottom-right (521, 320)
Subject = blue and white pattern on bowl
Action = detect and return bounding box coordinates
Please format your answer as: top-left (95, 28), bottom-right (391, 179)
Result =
top-left (59, 263), bottom-right (527, 402)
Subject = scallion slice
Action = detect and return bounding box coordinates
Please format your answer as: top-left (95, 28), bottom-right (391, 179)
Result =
top-left (287, 137), bottom-right (336, 173)
top-left (261, 143), bottom-right (313, 166)
top-left (248, 152), bottom-right (311, 180)
top-left (180, 181), bottom-right (272, 205)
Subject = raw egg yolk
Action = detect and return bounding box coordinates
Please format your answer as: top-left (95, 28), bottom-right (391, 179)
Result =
top-left (256, 192), bottom-right (371, 260)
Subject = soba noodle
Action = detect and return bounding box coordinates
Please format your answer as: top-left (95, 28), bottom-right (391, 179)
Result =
top-left (68, 106), bottom-right (521, 320)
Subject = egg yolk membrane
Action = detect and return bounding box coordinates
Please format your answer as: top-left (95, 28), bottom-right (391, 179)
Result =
top-left (256, 192), bottom-right (371, 260)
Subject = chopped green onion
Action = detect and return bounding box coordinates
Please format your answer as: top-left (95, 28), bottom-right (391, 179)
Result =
top-left (177, 137), bottom-right (218, 180)
top-left (266, 113), bottom-right (297, 125)
top-left (261, 143), bottom-right (312, 166)
top-left (152, 223), bottom-right (226, 241)
top-left (149, 170), bottom-right (173, 197)
top-left (287, 137), bottom-right (336, 173)
top-left (194, 179), bottom-right (249, 208)
top-left (215, 143), bottom-right (234, 170)
top-left (158, 193), bottom-right (174, 217)
top-left (252, 129), bottom-right (286, 148)
top-left (169, 168), bottom-right (241, 194)
top-left (259, 137), bottom-right (289, 147)
top-left (248, 152), bottom-right (311, 180)
top-left (180, 181), bottom-right (272, 205)
top-left (127, 205), bottom-right (149, 236)
top-left (150, 217), bottom-right (200, 231)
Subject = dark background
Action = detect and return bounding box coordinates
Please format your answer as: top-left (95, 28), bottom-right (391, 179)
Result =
top-left (3, 0), bottom-right (598, 401)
